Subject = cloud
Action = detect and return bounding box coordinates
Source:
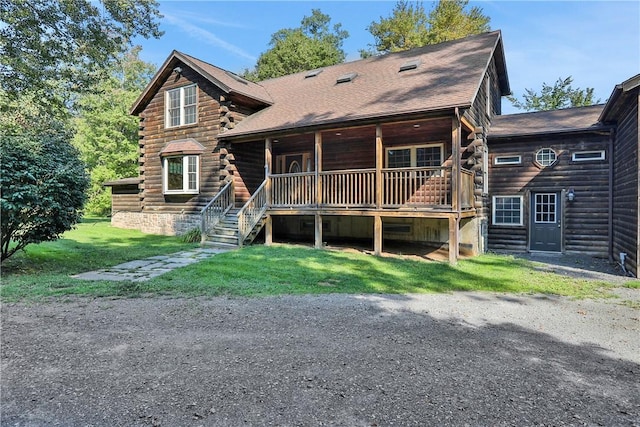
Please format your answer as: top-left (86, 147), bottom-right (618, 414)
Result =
top-left (163, 13), bottom-right (256, 62)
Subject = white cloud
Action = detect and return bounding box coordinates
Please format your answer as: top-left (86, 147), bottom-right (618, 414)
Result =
top-left (163, 13), bottom-right (257, 62)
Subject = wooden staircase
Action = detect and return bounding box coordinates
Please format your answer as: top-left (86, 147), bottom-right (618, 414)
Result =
top-left (202, 208), bottom-right (267, 249)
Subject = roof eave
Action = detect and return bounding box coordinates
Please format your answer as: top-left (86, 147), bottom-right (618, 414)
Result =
top-left (219, 104), bottom-right (469, 142)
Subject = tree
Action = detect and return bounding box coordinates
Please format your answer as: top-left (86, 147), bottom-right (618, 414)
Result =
top-left (244, 9), bottom-right (348, 81)
top-left (73, 47), bottom-right (155, 215)
top-left (1, 121), bottom-right (89, 261)
top-left (508, 76), bottom-right (600, 111)
top-left (363, 0), bottom-right (490, 56)
top-left (0, 0), bottom-right (162, 111)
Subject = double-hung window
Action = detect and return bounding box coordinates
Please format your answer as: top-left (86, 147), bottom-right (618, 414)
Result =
top-left (163, 155), bottom-right (199, 194)
top-left (492, 195), bottom-right (523, 226)
top-left (386, 144), bottom-right (444, 168)
top-left (166, 84), bottom-right (197, 128)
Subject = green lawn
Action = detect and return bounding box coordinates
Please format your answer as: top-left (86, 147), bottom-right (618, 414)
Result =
top-left (1, 217), bottom-right (626, 302)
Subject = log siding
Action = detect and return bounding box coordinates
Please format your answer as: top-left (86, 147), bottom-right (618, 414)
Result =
top-left (612, 101), bottom-right (639, 275)
top-left (488, 133), bottom-right (611, 255)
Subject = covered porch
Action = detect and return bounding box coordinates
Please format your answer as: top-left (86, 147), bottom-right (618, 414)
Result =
top-left (220, 115), bottom-right (484, 263)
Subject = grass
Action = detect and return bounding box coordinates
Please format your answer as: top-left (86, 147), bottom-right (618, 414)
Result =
top-left (1, 217), bottom-right (197, 300)
top-left (0, 218), bottom-right (625, 301)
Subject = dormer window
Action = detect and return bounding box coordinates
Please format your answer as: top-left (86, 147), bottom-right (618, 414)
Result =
top-left (166, 84), bottom-right (197, 128)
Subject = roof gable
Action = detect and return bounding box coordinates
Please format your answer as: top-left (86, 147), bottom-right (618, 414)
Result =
top-left (599, 73), bottom-right (640, 123)
top-left (130, 50), bottom-right (273, 115)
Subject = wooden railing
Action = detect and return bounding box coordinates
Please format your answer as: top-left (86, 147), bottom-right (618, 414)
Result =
top-left (237, 180), bottom-right (268, 243)
top-left (268, 166), bottom-right (473, 211)
top-left (271, 172), bottom-right (315, 207)
top-left (382, 167), bottom-right (451, 207)
top-left (200, 180), bottom-right (234, 237)
top-left (321, 169), bottom-right (375, 207)
top-left (461, 169), bottom-right (475, 209)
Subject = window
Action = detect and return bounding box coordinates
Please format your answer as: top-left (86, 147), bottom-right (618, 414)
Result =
top-left (534, 193), bottom-right (556, 223)
top-left (386, 144), bottom-right (444, 168)
top-left (535, 148), bottom-right (557, 167)
top-left (492, 196), bottom-right (523, 226)
top-left (494, 155), bottom-right (522, 165)
top-left (166, 84), bottom-right (197, 128)
top-left (163, 155), bottom-right (199, 194)
top-left (572, 150), bottom-right (605, 161)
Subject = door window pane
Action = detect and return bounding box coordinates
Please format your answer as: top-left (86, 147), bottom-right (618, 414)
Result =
top-left (535, 193), bottom-right (556, 223)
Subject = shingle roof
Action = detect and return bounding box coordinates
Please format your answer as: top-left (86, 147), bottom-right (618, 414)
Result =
top-left (488, 104), bottom-right (607, 139)
top-left (222, 31), bottom-right (508, 139)
top-left (130, 51), bottom-right (272, 115)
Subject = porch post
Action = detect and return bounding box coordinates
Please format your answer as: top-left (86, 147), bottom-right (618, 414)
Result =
top-left (374, 215), bottom-right (382, 256)
top-left (265, 137), bottom-right (273, 245)
top-left (315, 213), bottom-right (323, 249)
top-left (315, 131), bottom-right (322, 207)
top-left (449, 110), bottom-right (462, 264)
top-left (448, 215), bottom-right (459, 264)
top-left (375, 124), bottom-right (383, 209)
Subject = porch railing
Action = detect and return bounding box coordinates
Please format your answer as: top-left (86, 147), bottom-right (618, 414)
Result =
top-left (382, 167), bottom-right (450, 207)
top-left (321, 169), bottom-right (376, 207)
top-left (237, 180), bottom-right (268, 243)
top-left (268, 166), bottom-right (473, 211)
top-left (200, 180), bottom-right (234, 236)
top-left (461, 169), bottom-right (475, 209)
top-left (271, 172), bottom-right (316, 207)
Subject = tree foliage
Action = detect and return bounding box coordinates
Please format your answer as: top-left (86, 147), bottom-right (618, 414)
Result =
top-left (0, 0), bottom-right (162, 111)
top-left (244, 9), bottom-right (348, 81)
top-left (508, 76), bottom-right (600, 112)
top-left (1, 121), bottom-right (89, 261)
top-left (73, 47), bottom-right (155, 215)
top-left (363, 0), bottom-right (490, 56)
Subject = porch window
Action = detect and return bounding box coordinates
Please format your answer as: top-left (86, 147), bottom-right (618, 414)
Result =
top-left (163, 155), bottom-right (199, 194)
top-left (166, 84), bottom-right (197, 128)
top-left (386, 144), bottom-right (443, 168)
top-left (492, 195), bottom-right (523, 226)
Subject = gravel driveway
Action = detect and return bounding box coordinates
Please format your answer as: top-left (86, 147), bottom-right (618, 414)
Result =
top-left (2, 291), bottom-right (639, 426)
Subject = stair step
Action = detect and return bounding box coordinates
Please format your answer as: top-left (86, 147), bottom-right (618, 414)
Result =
top-left (207, 234), bottom-right (239, 245)
top-left (201, 241), bottom-right (238, 250)
top-left (211, 227), bottom-right (238, 236)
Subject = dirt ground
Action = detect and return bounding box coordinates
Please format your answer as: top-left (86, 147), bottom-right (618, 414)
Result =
top-left (2, 289), bottom-right (639, 426)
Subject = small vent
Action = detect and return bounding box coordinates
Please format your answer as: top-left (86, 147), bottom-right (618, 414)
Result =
top-left (305, 69), bottom-right (323, 78)
top-left (399, 59), bottom-right (421, 72)
top-left (225, 70), bottom-right (250, 85)
top-left (336, 72), bottom-right (357, 84)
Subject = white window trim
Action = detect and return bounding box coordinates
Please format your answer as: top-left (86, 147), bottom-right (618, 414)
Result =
top-left (492, 195), bottom-right (524, 226)
top-left (572, 150), bottom-right (605, 161)
top-left (385, 143), bottom-right (445, 168)
top-left (494, 155), bottom-right (522, 165)
top-left (535, 148), bottom-right (558, 168)
top-left (163, 155), bottom-right (200, 195)
top-left (165, 84), bottom-right (197, 128)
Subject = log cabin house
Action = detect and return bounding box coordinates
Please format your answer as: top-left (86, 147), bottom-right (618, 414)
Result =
top-left (104, 30), bottom-right (639, 275)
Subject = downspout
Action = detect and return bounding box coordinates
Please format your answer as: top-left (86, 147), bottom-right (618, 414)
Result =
top-left (608, 128), bottom-right (614, 263)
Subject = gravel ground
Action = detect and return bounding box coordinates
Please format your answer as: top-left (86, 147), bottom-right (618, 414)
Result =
top-left (2, 290), bottom-right (639, 426)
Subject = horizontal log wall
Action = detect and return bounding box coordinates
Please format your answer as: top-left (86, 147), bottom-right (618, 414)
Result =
top-left (232, 140), bottom-right (266, 205)
top-left (488, 133), bottom-right (610, 255)
top-left (612, 101), bottom-right (639, 275)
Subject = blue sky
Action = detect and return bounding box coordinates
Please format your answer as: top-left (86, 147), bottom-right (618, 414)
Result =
top-left (134, 1), bottom-right (640, 114)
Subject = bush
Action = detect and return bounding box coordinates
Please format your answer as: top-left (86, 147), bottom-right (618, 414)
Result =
top-left (179, 227), bottom-right (202, 243)
top-left (0, 133), bottom-right (89, 261)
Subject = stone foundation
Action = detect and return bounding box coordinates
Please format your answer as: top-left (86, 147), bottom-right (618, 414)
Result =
top-left (111, 211), bottom-right (201, 236)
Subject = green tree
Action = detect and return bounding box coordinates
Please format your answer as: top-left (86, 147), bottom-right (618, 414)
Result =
top-left (1, 119), bottom-right (89, 261)
top-left (0, 0), bottom-right (162, 111)
top-left (363, 0), bottom-right (490, 56)
top-left (244, 9), bottom-right (348, 80)
top-left (508, 76), bottom-right (600, 111)
top-left (73, 47), bottom-right (155, 215)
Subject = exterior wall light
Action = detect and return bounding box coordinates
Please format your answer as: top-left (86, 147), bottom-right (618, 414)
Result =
top-left (567, 188), bottom-right (575, 202)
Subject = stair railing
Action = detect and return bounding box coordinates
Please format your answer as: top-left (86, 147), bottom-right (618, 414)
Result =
top-left (200, 180), bottom-right (234, 240)
top-left (237, 179), bottom-right (268, 245)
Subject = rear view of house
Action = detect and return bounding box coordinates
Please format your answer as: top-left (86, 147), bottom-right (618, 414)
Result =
top-left (105, 30), bottom-right (639, 276)
top-left (107, 31), bottom-right (510, 263)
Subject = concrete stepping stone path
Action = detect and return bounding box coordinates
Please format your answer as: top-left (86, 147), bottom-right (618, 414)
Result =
top-left (72, 247), bottom-right (229, 282)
